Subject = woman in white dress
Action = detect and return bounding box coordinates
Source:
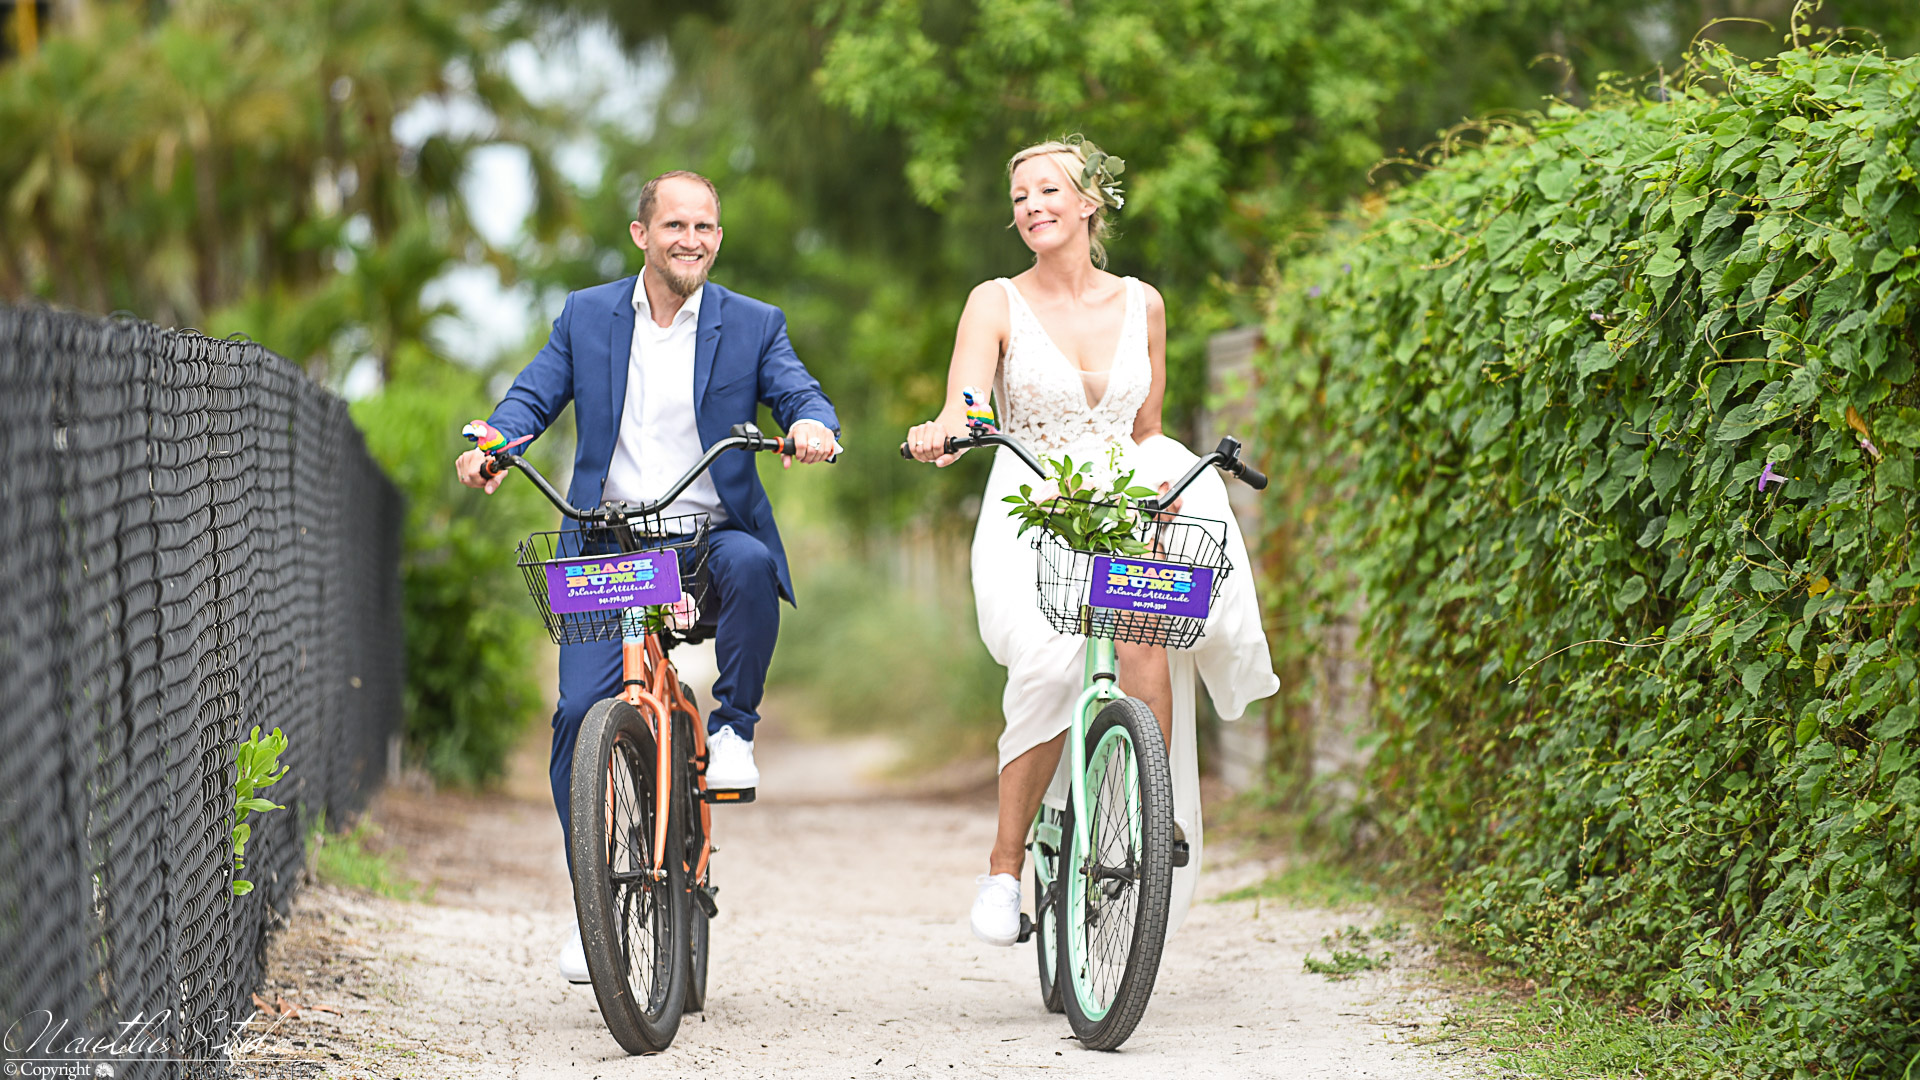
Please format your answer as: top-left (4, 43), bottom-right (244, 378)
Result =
top-left (905, 137), bottom-right (1279, 947)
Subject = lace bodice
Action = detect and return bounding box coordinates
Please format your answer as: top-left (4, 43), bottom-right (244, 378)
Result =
top-left (994, 276), bottom-right (1151, 457)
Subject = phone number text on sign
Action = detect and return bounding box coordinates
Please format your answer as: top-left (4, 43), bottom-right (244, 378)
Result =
top-left (1086, 555), bottom-right (1212, 619)
top-left (544, 551), bottom-right (681, 614)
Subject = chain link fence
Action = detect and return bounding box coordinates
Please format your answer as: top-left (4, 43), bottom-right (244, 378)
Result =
top-left (0, 306), bottom-right (403, 1078)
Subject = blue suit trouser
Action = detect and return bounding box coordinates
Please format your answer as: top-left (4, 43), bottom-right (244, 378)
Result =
top-left (548, 525), bottom-right (780, 850)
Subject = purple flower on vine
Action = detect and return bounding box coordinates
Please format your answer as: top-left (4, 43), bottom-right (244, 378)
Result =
top-left (1859, 435), bottom-right (1882, 461)
top-left (1308, 285), bottom-right (1322, 298)
top-left (1341, 262), bottom-right (1352, 273)
top-left (1590, 312), bottom-right (1606, 323)
top-left (1757, 461), bottom-right (1786, 492)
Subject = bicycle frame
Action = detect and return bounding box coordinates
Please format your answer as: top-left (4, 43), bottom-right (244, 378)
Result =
top-left (1063, 636), bottom-right (1124, 859)
top-left (904, 422), bottom-right (1264, 949)
top-left (614, 608), bottom-right (710, 880)
top-left (471, 420), bottom-right (817, 883)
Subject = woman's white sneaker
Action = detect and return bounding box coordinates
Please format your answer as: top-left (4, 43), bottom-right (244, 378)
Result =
top-left (971, 873), bottom-right (1022, 946)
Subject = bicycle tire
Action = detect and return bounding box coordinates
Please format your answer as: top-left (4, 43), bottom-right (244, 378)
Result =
top-left (570, 697), bottom-right (689, 1054)
top-left (686, 901), bottom-right (710, 1013)
top-left (1032, 808), bottom-right (1065, 1014)
top-left (1057, 696), bottom-right (1174, 1050)
top-left (673, 701), bottom-right (710, 1013)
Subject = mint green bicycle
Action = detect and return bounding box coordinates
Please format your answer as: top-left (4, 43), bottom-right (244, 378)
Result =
top-left (903, 421), bottom-right (1266, 1049)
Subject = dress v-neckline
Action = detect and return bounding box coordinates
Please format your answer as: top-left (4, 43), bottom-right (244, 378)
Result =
top-left (1004, 279), bottom-right (1130, 410)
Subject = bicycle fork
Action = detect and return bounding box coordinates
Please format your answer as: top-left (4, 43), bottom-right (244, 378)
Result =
top-left (1067, 636), bottom-right (1124, 870)
top-left (619, 608), bottom-right (672, 879)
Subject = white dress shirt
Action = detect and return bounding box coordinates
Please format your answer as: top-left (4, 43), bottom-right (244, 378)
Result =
top-left (603, 269), bottom-right (729, 523)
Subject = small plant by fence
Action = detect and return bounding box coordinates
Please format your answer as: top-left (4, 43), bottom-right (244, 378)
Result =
top-left (0, 306), bottom-right (404, 1078)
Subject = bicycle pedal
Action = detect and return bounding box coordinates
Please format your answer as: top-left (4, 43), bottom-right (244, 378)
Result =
top-left (1016, 913), bottom-right (1034, 944)
top-left (1172, 840), bottom-right (1190, 868)
top-left (703, 787), bottom-right (756, 804)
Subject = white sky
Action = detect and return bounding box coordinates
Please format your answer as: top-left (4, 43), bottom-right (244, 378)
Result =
top-left (344, 20), bottom-right (671, 397)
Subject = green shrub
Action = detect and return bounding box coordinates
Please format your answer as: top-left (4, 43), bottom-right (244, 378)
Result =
top-left (766, 549), bottom-right (1005, 770)
top-left (352, 354), bottom-right (557, 786)
top-left (1259, 39), bottom-right (1919, 1075)
top-left (310, 813), bottom-right (424, 901)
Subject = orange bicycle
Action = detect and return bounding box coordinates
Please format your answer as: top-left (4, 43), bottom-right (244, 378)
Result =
top-left (464, 419), bottom-right (809, 1053)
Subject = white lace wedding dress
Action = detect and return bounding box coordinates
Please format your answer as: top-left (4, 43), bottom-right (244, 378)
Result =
top-left (971, 276), bottom-right (1279, 935)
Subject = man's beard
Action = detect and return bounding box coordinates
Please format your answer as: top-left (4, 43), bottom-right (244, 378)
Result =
top-left (652, 254), bottom-right (710, 297)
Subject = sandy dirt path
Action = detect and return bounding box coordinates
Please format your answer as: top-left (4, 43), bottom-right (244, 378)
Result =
top-left (248, 704), bottom-right (1479, 1079)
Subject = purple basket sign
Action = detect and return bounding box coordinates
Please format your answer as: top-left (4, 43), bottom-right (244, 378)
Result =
top-left (1087, 555), bottom-right (1214, 619)
top-left (544, 551), bottom-right (682, 615)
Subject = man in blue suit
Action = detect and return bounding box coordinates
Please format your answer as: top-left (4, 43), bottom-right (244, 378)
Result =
top-left (456, 172), bottom-right (839, 978)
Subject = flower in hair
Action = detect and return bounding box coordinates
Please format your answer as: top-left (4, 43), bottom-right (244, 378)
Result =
top-left (1064, 134), bottom-right (1126, 210)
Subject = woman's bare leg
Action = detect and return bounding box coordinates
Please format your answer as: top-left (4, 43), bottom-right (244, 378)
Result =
top-left (1115, 641), bottom-right (1173, 747)
top-left (989, 732), bottom-right (1067, 877)
top-left (987, 645), bottom-right (1171, 877)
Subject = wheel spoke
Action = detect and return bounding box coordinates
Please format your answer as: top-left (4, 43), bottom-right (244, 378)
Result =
top-left (1071, 725), bottom-right (1141, 1014)
top-left (606, 734), bottom-right (664, 1012)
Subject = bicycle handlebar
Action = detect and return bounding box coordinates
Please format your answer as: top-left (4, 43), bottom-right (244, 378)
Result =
top-left (898, 427), bottom-right (1266, 508)
top-left (475, 422), bottom-right (833, 523)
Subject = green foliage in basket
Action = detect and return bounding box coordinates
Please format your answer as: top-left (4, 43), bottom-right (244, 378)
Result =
top-left (1256, 34), bottom-right (1919, 1076)
top-left (1004, 446), bottom-right (1160, 556)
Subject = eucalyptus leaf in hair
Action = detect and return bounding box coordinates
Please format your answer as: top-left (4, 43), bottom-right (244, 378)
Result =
top-left (1061, 134), bottom-right (1126, 209)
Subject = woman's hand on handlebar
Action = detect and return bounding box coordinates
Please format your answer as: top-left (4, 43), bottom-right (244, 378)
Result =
top-left (456, 448), bottom-right (505, 494)
top-left (1153, 480), bottom-right (1184, 519)
top-left (905, 414), bottom-right (970, 467)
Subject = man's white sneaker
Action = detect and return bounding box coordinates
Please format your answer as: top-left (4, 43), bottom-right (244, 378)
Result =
top-left (971, 873), bottom-right (1022, 947)
top-left (705, 725), bottom-right (759, 790)
top-left (558, 920), bottom-right (591, 984)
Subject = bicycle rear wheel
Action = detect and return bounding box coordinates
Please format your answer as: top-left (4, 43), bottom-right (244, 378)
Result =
top-left (1032, 807), bottom-right (1065, 1014)
top-left (1057, 696), bottom-right (1174, 1050)
top-left (570, 698), bottom-right (689, 1054)
top-left (673, 700), bottom-right (710, 1013)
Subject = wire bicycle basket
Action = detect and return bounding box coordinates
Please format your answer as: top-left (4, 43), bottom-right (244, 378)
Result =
top-left (1031, 498), bottom-right (1231, 649)
top-left (515, 511), bottom-right (712, 645)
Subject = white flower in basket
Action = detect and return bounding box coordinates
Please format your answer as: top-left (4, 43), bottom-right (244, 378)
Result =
top-left (1003, 445), bottom-right (1157, 557)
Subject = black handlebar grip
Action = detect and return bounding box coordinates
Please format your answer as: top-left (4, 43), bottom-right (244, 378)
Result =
top-left (900, 436), bottom-right (968, 460)
top-left (480, 454), bottom-right (507, 480)
top-left (1238, 464), bottom-right (1269, 491)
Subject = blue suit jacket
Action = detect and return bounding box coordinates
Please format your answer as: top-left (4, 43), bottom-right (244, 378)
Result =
top-left (486, 277), bottom-right (838, 603)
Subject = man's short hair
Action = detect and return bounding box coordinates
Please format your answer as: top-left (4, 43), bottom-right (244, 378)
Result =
top-left (635, 170), bottom-right (721, 227)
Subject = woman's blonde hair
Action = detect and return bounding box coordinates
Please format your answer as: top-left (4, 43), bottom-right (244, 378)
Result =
top-left (1007, 137), bottom-right (1123, 268)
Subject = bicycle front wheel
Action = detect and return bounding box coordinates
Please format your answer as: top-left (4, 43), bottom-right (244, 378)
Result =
top-left (1057, 696), bottom-right (1174, 1050)
top-left (570, 697), bottom-right (689, 1054)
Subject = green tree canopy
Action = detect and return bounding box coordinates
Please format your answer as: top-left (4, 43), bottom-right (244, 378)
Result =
top-left (0, 0), bottom-right (573, 376)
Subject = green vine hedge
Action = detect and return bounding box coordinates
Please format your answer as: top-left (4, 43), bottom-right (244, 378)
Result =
top-left (1258, 40), bottom-right (1919, 1075)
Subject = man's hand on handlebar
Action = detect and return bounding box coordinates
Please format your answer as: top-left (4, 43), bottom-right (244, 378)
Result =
top-left (456, 448), bottom-right (505, 494)
top-left (783, 419), bottom-right (842, 469)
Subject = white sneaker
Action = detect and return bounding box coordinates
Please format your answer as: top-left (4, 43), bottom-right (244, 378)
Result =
top-left (558, 920), bottom-right (591, 984)
top-left (705, 725), bottom-right (759, 790)
top-left (971, 873), bottom-right (1022, 947)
